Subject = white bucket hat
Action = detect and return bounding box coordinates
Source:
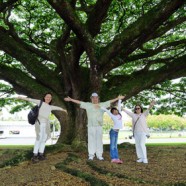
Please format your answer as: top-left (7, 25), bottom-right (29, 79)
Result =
top-left (91, 92), bottom-right (98, 97)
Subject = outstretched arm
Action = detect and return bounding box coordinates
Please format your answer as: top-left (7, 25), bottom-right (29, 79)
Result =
top-left (143, 100), bottom-right (156, 116)
top-left (122, 107), bottom-right (133, 118)
top-left (148, 100), bottom-right (156, 110)
top-left (51, 105), bottom-right (68, 114)
top-left (101, 107), bottom-right (114, 119)
top-left (64, 96), bottom-right (81, 105)
top-left (17, 96), bottom-right (29, 101)
top-left (17, 96), bottom-right (40, 104)
top-left (109, 95), bottom-right (125, 104)
top-left (122, 100), bottom-right (134, 118)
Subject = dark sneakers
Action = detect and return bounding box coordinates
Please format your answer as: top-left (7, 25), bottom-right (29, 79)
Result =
top-left (38, 154), bottom-right (46, 161)
top-left (31, 155), bottom-right (39, 164)
top-left (31, 154), bottom-right (46, 163)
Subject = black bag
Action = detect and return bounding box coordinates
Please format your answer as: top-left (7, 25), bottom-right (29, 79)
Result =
top-left (28, 101), bottom-right (43, 125)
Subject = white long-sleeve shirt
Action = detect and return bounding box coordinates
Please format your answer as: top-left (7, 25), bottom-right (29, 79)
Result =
top-left (29, 98), bottom-right (63, 122)
top-left (123, 109), bottom-right (149, 133)
top-left (27, 98), bottom-right (63, 140)
top-left (101, 100), bottom-right (123, 130)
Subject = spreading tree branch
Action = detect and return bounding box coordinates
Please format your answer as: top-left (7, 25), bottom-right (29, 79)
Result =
top-left (2, 5), bottom-right (51, 62)
top-left (0, 63), bottom-right (49, 97)
top-left (47, 0), bottom-right (97, 66)
top-left (0, 27), bottom-right (63, 93)
top-left (127, 39), bottom-right (186, 62)
top-left (101, 54), bottom-right (186, 100)
top-left (101, 38), bottom-right (186, 74)
top-left (86, 0), bottom-right (113, 36)
top-left (147, 16), bottom-right (186, 41)
top-left (0, 63), bottom-right (67, 107)
top-left (99, 0), bottom-right (185, 67)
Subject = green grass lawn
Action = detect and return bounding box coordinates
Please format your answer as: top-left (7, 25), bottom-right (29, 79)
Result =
top-left (0, 145), bottom-right (33, 149)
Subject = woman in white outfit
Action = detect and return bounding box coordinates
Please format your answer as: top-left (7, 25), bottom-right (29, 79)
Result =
top-left (18, 93), bottom-right (67, 163)
top-left (123, 101), bottom-right (155, 164)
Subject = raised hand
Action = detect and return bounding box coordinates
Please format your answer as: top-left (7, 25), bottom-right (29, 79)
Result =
top-left (150, 100), bottom-right (156, 106)
top-left (64, 96), bottom-right (71, 102)
top-left (149, 100), bottom-right (156, 109)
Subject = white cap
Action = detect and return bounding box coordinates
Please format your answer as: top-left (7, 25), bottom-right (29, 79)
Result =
top-left (91, 92), bottom-right (98, 97)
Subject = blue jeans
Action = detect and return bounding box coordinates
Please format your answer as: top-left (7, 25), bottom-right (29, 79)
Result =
top-left (109, 129), bottom-right (119, 159)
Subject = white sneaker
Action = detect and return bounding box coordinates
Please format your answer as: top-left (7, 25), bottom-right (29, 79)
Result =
top-left (97, 157), bottom-right (104, 161)
top-left (88, 157), bottom-right (94, 161)
top-left (143, 159), bottom-right (148, 164)
top-left (136, 159), bottom-right (143, 163)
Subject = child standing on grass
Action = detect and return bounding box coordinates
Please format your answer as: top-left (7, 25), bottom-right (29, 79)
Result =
top-left (101, 95), bottom-right (125, 164)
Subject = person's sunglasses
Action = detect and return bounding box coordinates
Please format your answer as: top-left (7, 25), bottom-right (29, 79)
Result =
top-left (135, 107), bottom-right (141, 110)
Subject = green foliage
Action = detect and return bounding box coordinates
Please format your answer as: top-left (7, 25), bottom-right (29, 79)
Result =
top-left (147, 114), bottom-right (186, 130)
top-left (11, 0), bottom-right (64, 48)
top-left (50, 114), bottom-right (60, 131)
top-left (102, 113), bottom-right (113, 133)
top-left (103, 113), bottom-right (186, 132)
top-left (0, 149), bottom-right (32, 168)
top-left (124, 78), bottom-right (186, 116)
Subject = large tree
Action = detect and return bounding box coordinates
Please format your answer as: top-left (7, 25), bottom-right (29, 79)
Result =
top-left (0, 0), bottom-right (185, 145)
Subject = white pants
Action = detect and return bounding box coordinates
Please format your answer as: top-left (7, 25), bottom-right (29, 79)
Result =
top-left (33, 122), bottom-right (48, 154)
top-left (88, 126), bottom-right (103, 158)
top-left (134, 132), bottom-right (147, 160)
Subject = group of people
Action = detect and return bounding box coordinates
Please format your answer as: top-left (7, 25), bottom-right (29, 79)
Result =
top-left (17, 92), bottom-right (155, 164)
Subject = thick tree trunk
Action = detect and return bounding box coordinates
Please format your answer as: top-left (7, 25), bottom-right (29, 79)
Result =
top-left (56, 106), bottom-right (88, 147)
top-left (56, 70), bottom-right (103, 146)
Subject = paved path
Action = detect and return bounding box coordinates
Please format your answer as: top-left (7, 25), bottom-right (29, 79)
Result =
top-left (0, 137), bottom-right (186, 146)
top-left (103, 138), bottom-right (186, 145)
top-left (0, 137), bottom-right (57, 145)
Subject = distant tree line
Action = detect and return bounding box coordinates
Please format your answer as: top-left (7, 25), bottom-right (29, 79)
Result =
top-left (103, 114), bottom-right (186, 132)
